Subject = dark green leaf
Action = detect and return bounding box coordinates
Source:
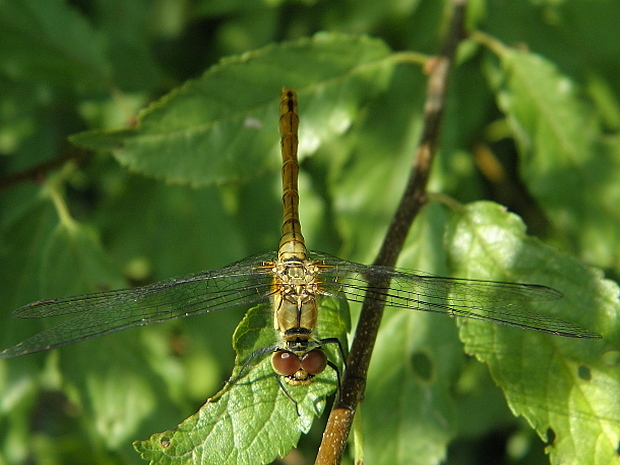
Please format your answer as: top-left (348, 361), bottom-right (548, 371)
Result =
top-left (0, 0), bottom-right (110, 90)
top-left (492, 48), bottom-right (620, 269)
top-left (71, 32), bottom-right (395, 186)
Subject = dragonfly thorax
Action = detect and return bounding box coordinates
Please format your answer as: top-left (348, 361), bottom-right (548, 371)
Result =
top-left (271, 258), bottom-right (320, 336)
top-left (268, 256), bottom-right (328, 385)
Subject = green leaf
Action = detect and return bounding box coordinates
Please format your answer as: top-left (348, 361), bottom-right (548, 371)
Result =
top-left (92, 0), bottom-right (163, 91)
top-left (444, 201), bottom-right (619, 464)
top-left (40, 218), bottom-right (125, 298)
top-left (2, 3), bottom-right (619, 463)
top-left (491, 48), bottom-right (620, 269)
top-left (0, 195), bottom-right (58, 309)
top-left (328, 68), bottom-right (429, 263)
top-left (0, 196), bottom-right (59, 463)
top-left (0, 0), bottom-right (110, 90)
top-left (60, 332), bottom-right (161, 450)
top-left (0, 187), bottom-right (123, 356)
top-left (0, 187), bottom-right (159, 456)
top-left (96, 174), bottom-right (249, 279)
top-left (134, 297), bottom-right (350, 465)
top-left (71, 32), bottom-right (395, 186)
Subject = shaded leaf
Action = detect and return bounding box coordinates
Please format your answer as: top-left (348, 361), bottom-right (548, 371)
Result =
top-left (0, 0), bottom-right (110, 90)
top-left (40, 218), bottom-right (125, 297)
top-left (71, 32), bottom-right (395, 186)
top-left (491, 48), bottom-right (620, 269)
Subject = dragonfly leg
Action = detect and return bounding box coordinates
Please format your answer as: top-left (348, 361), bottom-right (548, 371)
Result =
top-left (228, 345), bottom-right (278, 385)
top-left (275, 374), bottom-right (301, 416)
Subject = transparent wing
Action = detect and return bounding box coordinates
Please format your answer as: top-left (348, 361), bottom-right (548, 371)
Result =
top-left (309, 251), bottom-right (600, 339)
top-left (0, 252), bottom-right (278, 358)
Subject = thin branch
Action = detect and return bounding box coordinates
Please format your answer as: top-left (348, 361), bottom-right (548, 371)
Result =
top-left (314, 1), bottom-right (468, 463)
top-left (0, 144), bottom-right (93, 191)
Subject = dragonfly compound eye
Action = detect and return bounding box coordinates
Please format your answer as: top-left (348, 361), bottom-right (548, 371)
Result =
top-left (272, 350), bottom-right (302, 376)
top-left (300, 349), bottom-right (327, 375)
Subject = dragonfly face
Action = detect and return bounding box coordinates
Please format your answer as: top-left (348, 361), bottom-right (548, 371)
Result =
top-left (272, 348), bottom-right (328, 385)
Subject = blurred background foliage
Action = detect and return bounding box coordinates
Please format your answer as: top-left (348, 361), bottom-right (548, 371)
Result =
top-left (0, 0), bottom-right (619, 464)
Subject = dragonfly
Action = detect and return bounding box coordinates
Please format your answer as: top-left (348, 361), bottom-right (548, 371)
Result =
top-left (0, 89), bottom-right (601, 384)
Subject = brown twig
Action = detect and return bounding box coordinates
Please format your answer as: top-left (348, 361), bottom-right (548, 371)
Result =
top-left (0, 144), bottom-right (93, 191)
top-left (314, 1), bottom-right (468, 463)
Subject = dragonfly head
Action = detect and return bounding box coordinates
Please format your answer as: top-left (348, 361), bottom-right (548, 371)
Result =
top-left (271, 348), bottom-right (327, 385)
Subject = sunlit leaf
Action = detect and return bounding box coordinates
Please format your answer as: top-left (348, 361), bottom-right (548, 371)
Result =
top-left (445, 201), bottom-right (619, 464)
top-left (134, 297), bottom-right (349, 465)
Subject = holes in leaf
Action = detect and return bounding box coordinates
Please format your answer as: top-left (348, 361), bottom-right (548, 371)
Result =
top-left (545, 427), bottom-right (556, 445)
top-left (160, 437), bottom-right (171, 449)
top-left (410, 350), bottom-right (433, 382)
top-left (577, 365), bottom-right (592, 381)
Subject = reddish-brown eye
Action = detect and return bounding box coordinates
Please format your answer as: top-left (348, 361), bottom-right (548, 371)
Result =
top-left (300, 349), bottom-right (327, 375)
top-left (272, 350), bottom-right (301, 376)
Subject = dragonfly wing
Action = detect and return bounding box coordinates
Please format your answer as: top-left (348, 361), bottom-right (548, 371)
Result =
top-left (309, 251), bottom-right (599, 339)
top-left (1, 253), bottom-right (277, 358)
